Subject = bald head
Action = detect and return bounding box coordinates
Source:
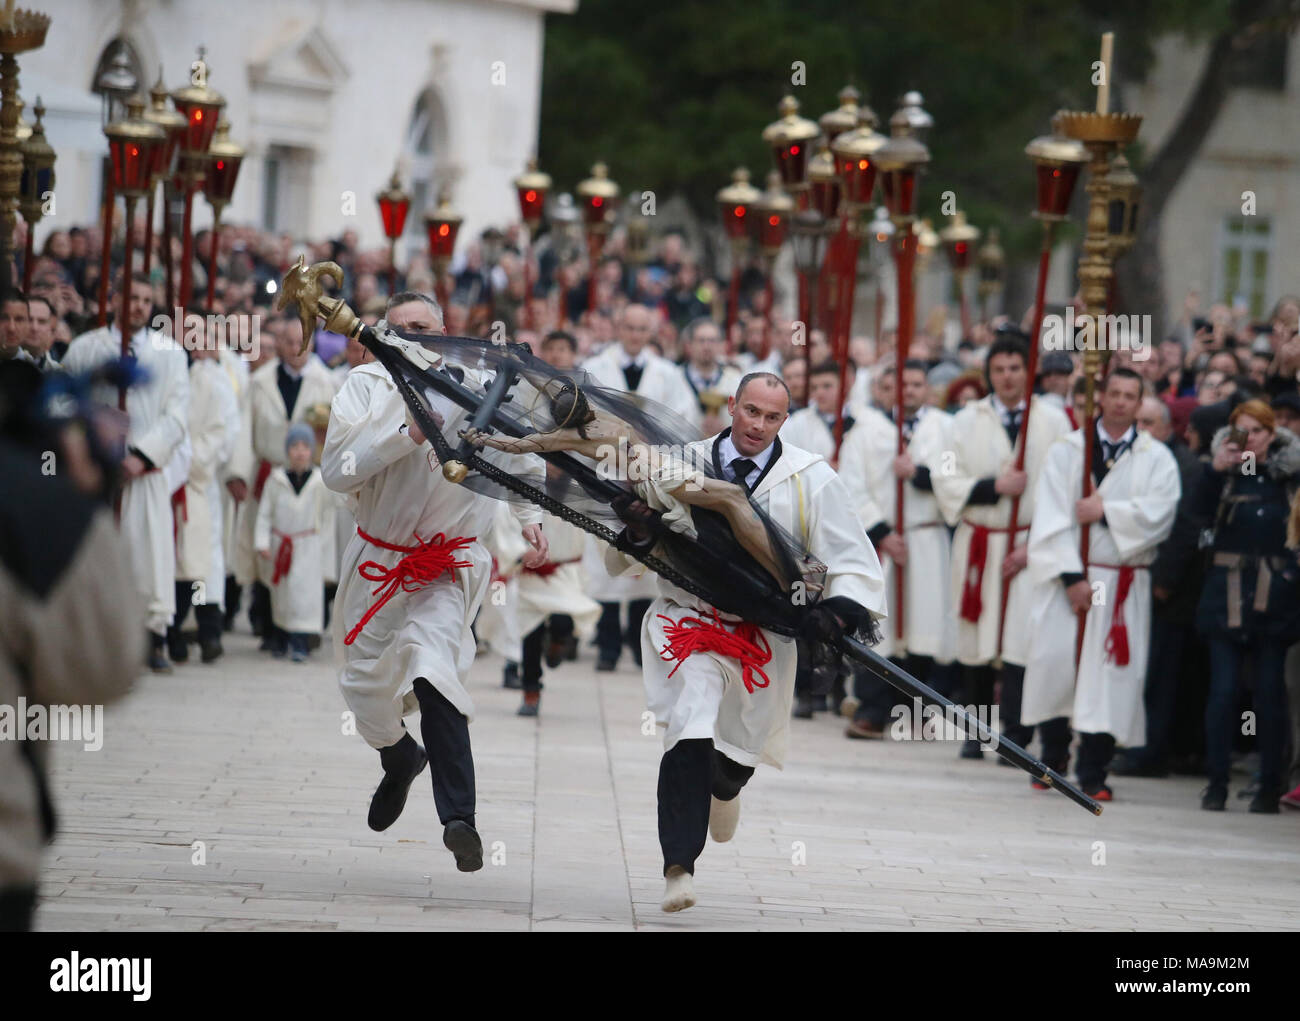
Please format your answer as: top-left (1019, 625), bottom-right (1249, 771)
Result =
top-left (1136, 396), bottom-right (1172, 442)
top-left (617, 303), bottom-right (655, 358)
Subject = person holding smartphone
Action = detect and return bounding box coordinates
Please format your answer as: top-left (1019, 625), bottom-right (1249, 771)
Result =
top-left (1194, 400), bottom-right (1300, 812)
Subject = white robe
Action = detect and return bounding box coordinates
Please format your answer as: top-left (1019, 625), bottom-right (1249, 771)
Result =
top-left (930, 394), bottom-right (1072, 667)
top-left (217, 348), bottom-right (253, 584)
top-left (254, 466), bottom-right (336, 634)
top-left (608, 437), bottom-right (887, 769)
top-left (1020, 429), bottom-right (1180, 745)
top-left (322, 360), bottom-right (543, 750)
top-left (580, 345), bottom-right (697, 605)
top-left (839, 405), bottom-right (955, 661)
top-left (60, 325), bottom-right (190, 634)
top-left (176, 359), bottom-right (238, 612)
top-left (779, 401), bottom-right (870, 466)
top-left (242, 356), bottom-right (339, 586)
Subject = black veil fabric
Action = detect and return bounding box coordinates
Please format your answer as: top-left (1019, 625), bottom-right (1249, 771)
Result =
top-left (380, 328), bottom-right (827, 634)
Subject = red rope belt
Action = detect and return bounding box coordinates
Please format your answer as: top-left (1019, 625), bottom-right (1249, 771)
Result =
top-left (252, 459), bottom-right (273, 500)
top-left (271, 528), bottom-right (317, 585)
top-left (656, 609), bottom-right (772, 694)
top-left (344, 527), bottom-right (476, 646)
top-left (522, 556), bottom-right (582, 578)
top-left (1087, 562), bottom-right (1144, 667)
top-left (170, 484), bottom-right (187, 545)
top-left (959, 519), bottom-right (1030, 623)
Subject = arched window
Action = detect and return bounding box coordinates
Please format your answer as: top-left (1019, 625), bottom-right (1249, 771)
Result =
top-left (91, 37), bottom-right (143, 128)
top-left (402, 88), bottom-right (447, 236)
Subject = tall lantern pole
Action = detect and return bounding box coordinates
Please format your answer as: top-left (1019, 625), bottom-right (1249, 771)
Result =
top-left (424, 190), bottom-right (462, 310)
top-left (19, 96), bottom-right (55, 292)
top-left (939, 210), bottom-right (980, 339)
top-left (715, 167), bottom-right (761, 343)
top-left (375, 168), bottom-right (410, 298)
top-left (753, 170), bottom-right (793, 365)
top-left (513, 157), bottom-right (551, 330)
top-left (202, 118), bottom-right (244, 308)
top-left (170, 49), bottom-right (226, 311)
top-left (575, 162), bottom-right (619, 315)
top-left (104, 94), bottom-right (164, 405)
top-left (0, 6), bottom-right (48, 296)
top-left (995, 126), bottom-right (1088, 658)
top-left (1056, 31), bottom-right (1143, 667)
top-left (875, 109), bottom-right (931, 644)
top-left (142, 70), bottom-right (185, 291)
top-left (789, 206), bottom-right (827, 405)
top-left (830, 108), bottom-right (886, 458)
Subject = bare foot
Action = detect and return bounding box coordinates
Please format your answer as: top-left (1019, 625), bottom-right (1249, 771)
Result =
top-left (708, 795), bottom-right (740, 843)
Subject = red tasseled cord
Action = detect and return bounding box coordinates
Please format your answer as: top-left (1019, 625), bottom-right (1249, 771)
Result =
top-left (656, 609), bottom-right (773, 694)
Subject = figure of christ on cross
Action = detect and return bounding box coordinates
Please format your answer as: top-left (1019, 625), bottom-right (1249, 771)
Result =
top-left (458, 381), bottom-right (813, 597)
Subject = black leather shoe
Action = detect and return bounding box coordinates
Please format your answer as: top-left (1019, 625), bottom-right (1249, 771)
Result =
top-left (502, 662), bottom-right (522, 689)
top-left (167, 636), bottom-right (189, 664)
top-left (148, 652), bottom-right (173, 674)
top-left (792, 695), bottom-right (813, 720)
top-left (367, 735), bottom-right (428, 832)
top-left (1249, 787), bottom-right (1281, 814)
top-left (959, 740), bottom-right (984, 760)
top-left (199, 640), bottom-right (224, 664)
top-left (1201, 784), bottom-right (1227, 811)
top-left (595, 658), bottom-right (618, 672)
top-left (443, 819), bottom-right (484, 872)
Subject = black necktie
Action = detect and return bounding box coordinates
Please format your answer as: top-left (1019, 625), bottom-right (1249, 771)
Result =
top-left (1004, 407), bottom-right (1022, 446)
top-left (623, 363), bottom-right (644, 391)
top-left (730, 457), bottom-right (758, 493)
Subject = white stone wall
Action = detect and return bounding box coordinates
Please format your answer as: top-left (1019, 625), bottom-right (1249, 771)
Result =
top-left (19, 0), bottom-right (575, 252)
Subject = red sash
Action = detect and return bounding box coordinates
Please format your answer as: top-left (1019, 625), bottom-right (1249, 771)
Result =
top-left (272, 528), bottom-right (317, 585)
top-left (344, 528), bottom-right (476, 646)
top-left (252, 459), bottom-right (273, 500)
top-left (959, 520), bottom-right (1029, 623)
top-left (171, 484), bottom-right (187, 545)
top-left (1087, 562), bottom-right (1144, 667)
top-left (656, 609), bottom-right (772, 694)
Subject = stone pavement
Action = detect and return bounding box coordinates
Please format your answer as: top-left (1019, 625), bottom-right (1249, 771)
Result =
top-left (39, 629), bottom-right (1300, 931)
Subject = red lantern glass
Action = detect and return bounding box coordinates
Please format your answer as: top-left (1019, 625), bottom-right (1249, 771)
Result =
top-left (379, 194), bottom-right (410, 240)
top-left (426, 213), bottom-right (460, 260)
top-left (881, 168), bottom-right (919, 220)
top-left (759, 211), bottom-right (788, 252)
top-left (841, 156), bottom-right (878, 208)
top-left (1035, 163), bottom-right (1081, 219)
top-left (174, 100), bottom-right (222, 156)
top-left (205, 153), bottom-right (242, 205)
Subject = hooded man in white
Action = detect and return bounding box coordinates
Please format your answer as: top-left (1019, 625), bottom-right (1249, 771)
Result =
top-left (605, 372), bottom-right (886, 913)
top-left (61, 273), bottom-right (190, 669)
top-left (321, 292), bottom-right (547, 873)
top-left (1021, 369), bottom-right (1179, 797)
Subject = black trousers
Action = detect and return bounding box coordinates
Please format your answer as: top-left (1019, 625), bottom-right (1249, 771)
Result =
top-left (596, 598), bottom-right (651, 665)
top-left (249, 581), bottom-right (271, 633)
top-left (657, 738), bottom-right (754, 875)
top-left (998, 662), bottom-right (1032, 749)
top-left (411, 678), bottom-right (476, 826)
top-left (521, 615), bottom-right (575, 692)
top-left (0, 885), bottom-right (36, 932)
top-left (1076, 732), bottom-right (1117, 789)
top-left (170, 580), bottom-right (222, 645)
top-left (852, 654), bottom-right (932, 727)
top-left (224, 575), bottom-right (241, 624)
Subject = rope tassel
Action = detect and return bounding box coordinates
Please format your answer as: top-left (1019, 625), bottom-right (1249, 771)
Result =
top-left (657, 609), bottom-right (773, 694)
top-left (345, 529), bottom-right (476, 646)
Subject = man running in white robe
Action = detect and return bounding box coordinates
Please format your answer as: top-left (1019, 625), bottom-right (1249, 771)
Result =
top-left (1020, 368), bottom-right (1180, 799)
top-left (605, 372), bottom-right (887, 912)
top-left (321, 291), bottom-right (548, 872)
top-left (930, 332), bottom-right (1072, 760)
top-left (61, 272), bottom-right (190, 671)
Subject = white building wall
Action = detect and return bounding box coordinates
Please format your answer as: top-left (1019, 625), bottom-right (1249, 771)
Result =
top-left (19, 0), bottom-right (573, 252)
